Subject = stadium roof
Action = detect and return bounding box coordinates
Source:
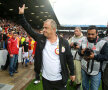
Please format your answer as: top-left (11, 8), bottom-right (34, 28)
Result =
top-left (62, 25), bottom-right (107, 28)
top-left (58, 24), bottom-right (108, 30)
top-left (0, 0), bottom-right (60, 29)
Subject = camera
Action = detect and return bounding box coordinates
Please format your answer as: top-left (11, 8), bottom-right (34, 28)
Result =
top-left (71, 42), bottom-right (78, 49)
top-left (83, 48), bottom-right (94, 61)
top-left (73, 42), bottom-right (78, 47)
top-left (84, 48), bottom-right (93, 56)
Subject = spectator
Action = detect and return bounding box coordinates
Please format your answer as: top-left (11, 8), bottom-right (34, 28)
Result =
top-left (1, 33), bottom-right (10, 70)
top-left (8, 32), bottom-right (19, 76)
top-left (3, 32), bottom-right (7, 49)
top-left (20, 35), bottom-right (25, 46)
top-left (19, 4), bottom-right (75, 90)
top-left (28, 37), bottom-right (35, 64)
top-left (0, 26), bottom-right (2, 31)
top-left (22, 37), bottom-right (29, 67)
top-left (0, 31), bottom-right (3, 49)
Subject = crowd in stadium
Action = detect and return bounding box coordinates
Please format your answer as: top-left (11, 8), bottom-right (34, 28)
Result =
top-left (0, 17), bottom-right (38, 78)
top-left (0, 5), bottom-right (108, 90)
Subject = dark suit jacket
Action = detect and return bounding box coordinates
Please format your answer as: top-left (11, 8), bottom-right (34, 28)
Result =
top-left (19, 14), bottom-right (74, 85)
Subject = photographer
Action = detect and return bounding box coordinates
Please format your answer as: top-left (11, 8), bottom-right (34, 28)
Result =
top-left (69, 27), bottom-right (85, 90)
top-left (78, 25), bottom-right (108, 90)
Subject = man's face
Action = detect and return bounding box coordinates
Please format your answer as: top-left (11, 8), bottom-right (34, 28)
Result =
top-left (87, 29), bottom-right (98, 41)
top-left (29, 37), bottom-right (32, 41)
top-left (26, 37), bottom-right (29, 42)
top-left (13, 34), bottom-right (17, 39)
top-left (43, 21), bottom-right (54, 38)
top-left (74, 29), bottom-right (81, 37)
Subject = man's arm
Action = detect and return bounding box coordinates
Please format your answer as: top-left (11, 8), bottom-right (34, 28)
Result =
top-left (19, 4), bottom-right (42, 40)
top-left (78, 46), bottom-right (85, 56)
top-left (8, 39), bottom-right (13, 57)
top-left (94, 42), bottom-right (108, 61)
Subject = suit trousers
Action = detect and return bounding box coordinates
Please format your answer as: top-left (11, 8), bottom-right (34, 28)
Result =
top-left (42, 77), bottom-right (67, 90)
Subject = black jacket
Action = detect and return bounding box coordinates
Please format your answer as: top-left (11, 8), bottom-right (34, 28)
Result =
top-left (0, 33), bottom-right (2, 41)
top-left (18, 14), bottom-right (74, 85)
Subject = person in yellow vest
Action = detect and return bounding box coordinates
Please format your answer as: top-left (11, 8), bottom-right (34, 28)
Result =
top-left (21, 35), bottom-right (25, 46)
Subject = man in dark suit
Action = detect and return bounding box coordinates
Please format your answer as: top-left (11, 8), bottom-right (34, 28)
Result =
top-left (18, 4), bottom-right (75, 90)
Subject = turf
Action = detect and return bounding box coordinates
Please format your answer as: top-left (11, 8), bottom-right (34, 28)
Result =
top-left (25, 79), bottom-right (102, 90)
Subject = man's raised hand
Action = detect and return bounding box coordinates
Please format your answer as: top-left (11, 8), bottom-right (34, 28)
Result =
top-left (19, 4), bottom-right (25, 14)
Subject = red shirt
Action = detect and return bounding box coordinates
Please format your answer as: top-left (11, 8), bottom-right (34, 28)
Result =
top-left (28, 40), bottom-right (31, 50)
top-left (32, 41), bottom-right (37, 55)
top-left (7, 37), bottom-right (19, 54)
top-left (5, 27), bottom-right (8, 33)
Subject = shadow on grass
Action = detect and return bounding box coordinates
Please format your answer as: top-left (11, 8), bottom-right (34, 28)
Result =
top-left (25, 79), bottom-right (102, 90)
